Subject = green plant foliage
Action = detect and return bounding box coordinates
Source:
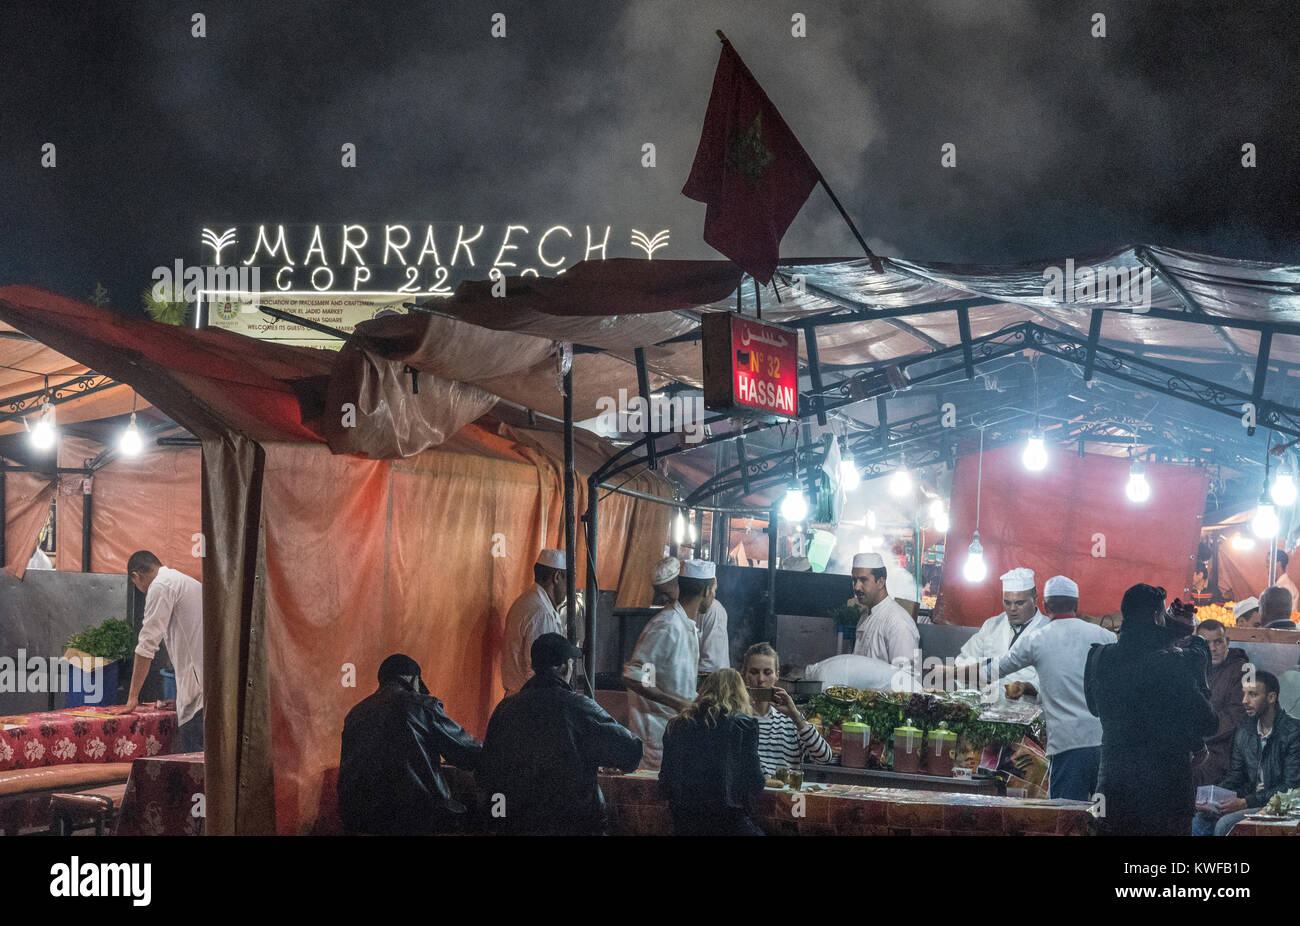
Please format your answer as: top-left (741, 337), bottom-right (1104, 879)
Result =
top-left (65, 618), bottom-right (136, 662)
top-left (142, 287), bottom-right (188, 326)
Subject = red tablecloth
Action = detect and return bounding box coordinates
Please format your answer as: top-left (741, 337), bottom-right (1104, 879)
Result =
top-left (0, 706), bottom-right (177, 772)
top-left (115, 752), bottom-right (204, 836)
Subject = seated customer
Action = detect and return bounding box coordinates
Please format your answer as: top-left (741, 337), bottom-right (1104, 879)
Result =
top-left (659, 668), bottom-right (765, 836)
top-left (478, 633), bottom-right (642, 835)
top-left (1193, 671), bottom-right (1300, 835)
top-left (1280, 652), bottom-right (1300, 720)
top-left (742, 642), bottom-right (832, 778)
top-left (1259, 586), bottom-right (1296, 630)
top-left (339, 654), bottom-right (483, 835)
top-left (1191, 619), bottom-right (1250, 787)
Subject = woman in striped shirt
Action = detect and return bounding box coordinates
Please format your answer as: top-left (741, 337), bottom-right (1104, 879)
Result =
top-left (742, 642), bottom-right (833, 777)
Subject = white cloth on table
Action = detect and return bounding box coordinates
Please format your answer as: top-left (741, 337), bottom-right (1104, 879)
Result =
top-left (852, 596), bottom-right (919, 665)
top-left (135, 566), bottom-right (204, 725)
top-left (996, 617), bottom-right (1116, 755)
top-left (804, 654), bottom-right (902, 691)
top-left (626, 601), bottom-right (699, 771)
top-left (696, 598), bottom-right (730, 673)
top-left (500, 583), bottom-right (564, 697)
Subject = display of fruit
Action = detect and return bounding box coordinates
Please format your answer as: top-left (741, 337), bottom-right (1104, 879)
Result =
top-left (1195, 602), bottom-right (1300, 628)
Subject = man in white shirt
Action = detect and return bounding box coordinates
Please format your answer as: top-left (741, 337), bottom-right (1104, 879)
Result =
top-left (695, 577), bottom-right (730, 674)
top-left (650, 556), bottom-right (680, 607)
top-left (1272, 550), bottom-right (1300, 606)
top-left (997, 575), bottom-right (1116, 800)
top-left (958, 567), bottom-right (1050, 702)
top-left (850, 552), bottom-right (919, 666)
top-left (501, 549), bottom-right (569, 698)
top-left (113, 550), bottom-right (205, 751)
top-left (624, 559), bottom-right (707, 770)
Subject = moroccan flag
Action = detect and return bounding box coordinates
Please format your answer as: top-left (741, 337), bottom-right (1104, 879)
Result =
top-left (682, 39), bottom-right (822, 284)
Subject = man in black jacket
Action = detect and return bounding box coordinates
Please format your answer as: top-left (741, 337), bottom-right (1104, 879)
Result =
top-left (1193, 670), bottom-right (1300, 835)
top-left (478, 633), bottom-right (642, 835)
top-left (339, 653), bottom-right (483, 835)
top-left (1085, 584), bottom-right (1218, 835)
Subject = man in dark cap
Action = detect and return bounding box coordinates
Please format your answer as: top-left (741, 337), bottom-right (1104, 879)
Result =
top-left (1084, 584), bottom-right (1218, 835)
top-left (478, 633), bottom-right (642, 835)
top-left (339, 654), bottom-right (483, 835)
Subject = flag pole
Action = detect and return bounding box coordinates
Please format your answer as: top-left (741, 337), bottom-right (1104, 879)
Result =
top-left (715, 29), bottom-right (884, 275)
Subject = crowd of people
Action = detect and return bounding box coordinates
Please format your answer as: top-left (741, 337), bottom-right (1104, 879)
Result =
top-left (333, 546), bottom-right (1300, 837)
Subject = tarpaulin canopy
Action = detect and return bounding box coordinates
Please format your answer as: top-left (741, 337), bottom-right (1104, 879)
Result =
top-left (0, 285), bottom-right (676, 837)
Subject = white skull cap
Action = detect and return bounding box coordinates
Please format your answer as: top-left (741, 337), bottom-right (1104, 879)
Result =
top-left (651, 557), bottom-right (680, 586)
top-left (1043, 575), bottom-right (1079, 599)
top-left (680, 559), bottom-right (716, 579)
top-left (537, 549), bottom-right (566, 569)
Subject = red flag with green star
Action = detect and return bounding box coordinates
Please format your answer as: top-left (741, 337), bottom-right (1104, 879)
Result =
top-left (682, 38), bottom-right (822, 284)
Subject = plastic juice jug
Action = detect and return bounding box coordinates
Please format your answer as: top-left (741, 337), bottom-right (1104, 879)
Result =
top-left (925, 721), bottom-right (957, 777)
top-left (840, 722), bottom-right (870, 769)
top-left (892, 719), bottom-right (924, 774)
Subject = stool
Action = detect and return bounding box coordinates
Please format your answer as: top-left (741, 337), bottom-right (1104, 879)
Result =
top-left (49, 783), bottom-right (129, 836)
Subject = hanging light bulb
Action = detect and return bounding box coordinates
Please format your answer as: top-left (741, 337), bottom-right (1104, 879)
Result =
top-left (29, 403), bottom-right (57, 450)
top-left (839, 453), bottom-right (861, 492)
top-left (1253, 502), bottom-right (1280, 539)
top-left (933, 509), bottom-right (950, 534)
top-left (866, 509), bottom-right (877, 531)
top-left (119, 412), bottom-right (144, 457)
top-left (687, 518), bottom-right (698, 544)
top-left (781, 483), bottom-right (808, 522)
top-left (1022, 431), bottom-right (1047, 472)
top-left (889, 465), bottom-right (912, 498)
top-left (1125, 459), bottom-right (1151, 503)
top-left (1230, 533), bottom-right (1256, 552)
top-left (962, 532), bottom-right (987, 583)
top-left (928, 498), bottom-right (944, 519)
top-left (673, 511), bottom-right (687, 545)
top-left (1271, 471), bottom-right (1297, 507)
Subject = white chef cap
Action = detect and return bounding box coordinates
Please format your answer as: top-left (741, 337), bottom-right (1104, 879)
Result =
top-left (853, 552), bottom-right (885, 569)
top-left (537, 549), bottom-right (567, 570)
top-left (1043, 575), bottom-right (1079, 599)
top-left (680, 559), bottom-right (716, 579)
top-left (651, 556), bottom-right (681, 585)
top-left (1000, 567), bottom-right (1035, 592)
top-left (1233, 597), bottom-right (1260, 620)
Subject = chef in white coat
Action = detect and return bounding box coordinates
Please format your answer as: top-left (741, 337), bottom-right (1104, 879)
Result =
top-left (624, 559), bottom-right (707, 770)
top-left (501, 549), bottom-right (568, 698)
top-left (996, 575), bottom-right (1116, 800)
top-left (957, 566), bottom-right (1050, 701)
top-left (851, 552), bottom-right (920, 667)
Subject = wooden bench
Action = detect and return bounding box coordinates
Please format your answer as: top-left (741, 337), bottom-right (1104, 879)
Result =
top-left (0, 764), bottom-right (134, 836)
top-left (49, 782), bottom-right (130, 836)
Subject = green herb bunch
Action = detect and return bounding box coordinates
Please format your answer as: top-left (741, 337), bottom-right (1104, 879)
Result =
top-left (65, 618), bottom-right (137, 663)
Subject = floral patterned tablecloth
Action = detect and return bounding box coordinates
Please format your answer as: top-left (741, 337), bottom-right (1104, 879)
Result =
top-left (114, 752), bottom-right (204, 836)
top-left (0, 706), bottom-right (176, 771)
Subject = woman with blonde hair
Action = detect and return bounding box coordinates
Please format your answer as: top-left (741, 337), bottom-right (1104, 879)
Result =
top-left (658, 668), bottom-right (766, 836)
top-left (742, 642), bottom-right (833, 778)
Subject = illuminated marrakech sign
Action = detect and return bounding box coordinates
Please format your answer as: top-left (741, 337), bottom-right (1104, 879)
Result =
top-left (198, 222), bottom-right (670, 295)
top-left (702, 313), bottom-right (799, 420)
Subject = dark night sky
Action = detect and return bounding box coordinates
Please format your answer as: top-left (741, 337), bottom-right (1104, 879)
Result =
top-left (2, 0), bottom-right (1298, 313)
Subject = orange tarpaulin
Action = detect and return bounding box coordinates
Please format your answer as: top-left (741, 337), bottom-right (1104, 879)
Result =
top-left (261, 426), bottom-right (671, 834)
top-left (2, 464), bottom-right (55, 579)
top-left (939, 446), bottom-right (1209, 625)
top-left (54, 437), bottom-right (202, 580)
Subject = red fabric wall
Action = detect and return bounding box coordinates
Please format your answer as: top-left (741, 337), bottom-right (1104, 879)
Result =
top-left (2, 466), bottom-right (55, 579)
top-left (938, 445), bottom-right (1208, 625)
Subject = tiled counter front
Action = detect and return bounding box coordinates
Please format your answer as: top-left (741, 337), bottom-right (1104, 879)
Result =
top-left (600, 771), bottom-right (1096, 836)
